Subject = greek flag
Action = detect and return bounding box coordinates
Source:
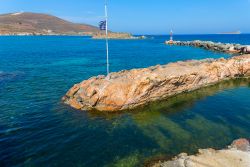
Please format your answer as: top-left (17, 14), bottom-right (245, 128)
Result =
top-left (99, 21), bottom-right (106, 30)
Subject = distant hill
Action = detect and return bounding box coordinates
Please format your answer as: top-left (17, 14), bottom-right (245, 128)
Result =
top-left (0, 12), bottom-right (100, 35)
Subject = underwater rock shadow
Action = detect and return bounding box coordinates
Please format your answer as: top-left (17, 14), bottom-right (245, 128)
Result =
top-left (58, 78), bottom-right (250, 167)
top-left (0, 71), bottom-right (25, 83)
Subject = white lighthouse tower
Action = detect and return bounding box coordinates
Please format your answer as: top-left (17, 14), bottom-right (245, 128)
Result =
top-left (165, 30), bottom-right (174, 45)
top-left (170, 30), bottom-right (173, 42)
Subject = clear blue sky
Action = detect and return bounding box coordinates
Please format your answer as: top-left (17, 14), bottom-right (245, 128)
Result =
top-left (1, 0), bottom-right (250, 34)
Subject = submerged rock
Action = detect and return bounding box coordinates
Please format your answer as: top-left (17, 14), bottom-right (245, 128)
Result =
top-left (62, 55), bottom-right (250, 112)
top-left (153, 138), bottom-right (250, 167)
top-left (0, 71), bottom-right (24, 82)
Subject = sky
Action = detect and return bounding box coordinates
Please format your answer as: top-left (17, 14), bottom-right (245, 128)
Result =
top-left (1, 0), bottom-right (250, 34)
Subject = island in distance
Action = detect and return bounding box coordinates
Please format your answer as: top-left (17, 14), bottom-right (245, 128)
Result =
top-left (217, 31), bottom-right (241, 35)
top-left (0, 12), bottom-right (141, 39)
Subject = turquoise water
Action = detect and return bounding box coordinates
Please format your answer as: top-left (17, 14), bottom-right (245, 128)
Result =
top-left (0, 35), bottom-right (250, 167)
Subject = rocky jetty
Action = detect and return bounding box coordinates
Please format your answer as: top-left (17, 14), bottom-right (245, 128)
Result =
top-left (153, 138), bottom-right (250, 167)
top-left (92, 32), bottom-right (146, 39)
top-left (63, 54), bottom-right (250, 112)
top-left (165, 40), bottom-right (250, 54)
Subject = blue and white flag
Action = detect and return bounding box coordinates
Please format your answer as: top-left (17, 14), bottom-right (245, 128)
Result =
top-left (99, 21), bottom-right (106, 30)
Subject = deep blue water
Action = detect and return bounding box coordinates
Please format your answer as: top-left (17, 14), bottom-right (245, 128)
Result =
top-left (0, 35), bottom-right (250, 167)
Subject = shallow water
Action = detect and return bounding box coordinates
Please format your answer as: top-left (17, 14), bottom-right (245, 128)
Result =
top-left (0, 35), bottom-right (250, 167)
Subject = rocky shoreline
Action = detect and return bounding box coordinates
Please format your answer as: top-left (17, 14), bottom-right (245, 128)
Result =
top-left (63, 54), bottom-right (250, 112)
top-left (0, 33), bottom-right (92, 36)
top-left (152, 138), bottom-right (250, 167)
top-left (165, 40), bottom-right (250, 54)
top-left (92, 32), bottom-right (146, 39)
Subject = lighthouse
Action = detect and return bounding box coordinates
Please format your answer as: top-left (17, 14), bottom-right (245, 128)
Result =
top-left (170, 30), bottom-right (173, 42)
top-left (165, 30), bottom-right (174, 45)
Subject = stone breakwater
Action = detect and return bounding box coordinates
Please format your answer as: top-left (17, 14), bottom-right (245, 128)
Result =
top-left (62, 54), bottom-right (250, 112)
top-left (153, 138), bottom-right (250, 167)
top-left (166, 40), bottom-right (250, 54)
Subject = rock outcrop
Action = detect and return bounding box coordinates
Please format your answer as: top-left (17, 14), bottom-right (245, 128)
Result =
top-left (165, 40), bottom-right (250, 54)
top-left (63, 55), bottom-right (250, 112)
top-left (153, 138), bottom-right (250, 167)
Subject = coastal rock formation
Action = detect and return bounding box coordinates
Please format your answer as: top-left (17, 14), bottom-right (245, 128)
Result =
top-left (165, 40), bottom-right (250, 54)
top-left (63, 55), bottom-right (250, 112)
top-left (153, 138), bottom-right (250, 167)
top-left (92, 32), bottom-right (146, 39)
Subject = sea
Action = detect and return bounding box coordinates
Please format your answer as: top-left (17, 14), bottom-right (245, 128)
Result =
top-left (0, 34), bottom-right (250, 167)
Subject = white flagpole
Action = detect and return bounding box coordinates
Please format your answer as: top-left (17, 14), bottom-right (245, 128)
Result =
top-left (105, 0), bottom-right (110, 76)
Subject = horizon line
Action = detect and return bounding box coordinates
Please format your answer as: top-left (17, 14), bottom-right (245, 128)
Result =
top-left (1, 12), bottom-right (249, 36)
top-left (134, 33), bottom-right (250, 36)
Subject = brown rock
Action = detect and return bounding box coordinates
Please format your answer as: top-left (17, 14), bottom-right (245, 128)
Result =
top-left (67, 99), bottom-right (83, 110)
top-left (62, 55), bottom-right (250, 112)
top-left (231, 138), bottom-right (250, 151)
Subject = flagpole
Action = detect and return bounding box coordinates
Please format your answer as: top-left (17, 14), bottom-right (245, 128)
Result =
top-left (105, 0), bottom-right (110, 76)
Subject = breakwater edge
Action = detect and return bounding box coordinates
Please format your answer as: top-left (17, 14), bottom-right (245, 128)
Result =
top-left (165, 40), bottom-right (250, 54)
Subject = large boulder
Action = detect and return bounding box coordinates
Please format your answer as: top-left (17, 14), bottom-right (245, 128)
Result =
top-left (230, 138), bottom-right (250, 151)
top-left (63, 55), bottom-right (250, 112)
top-left (246, 46), bottom-right (250, 53)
